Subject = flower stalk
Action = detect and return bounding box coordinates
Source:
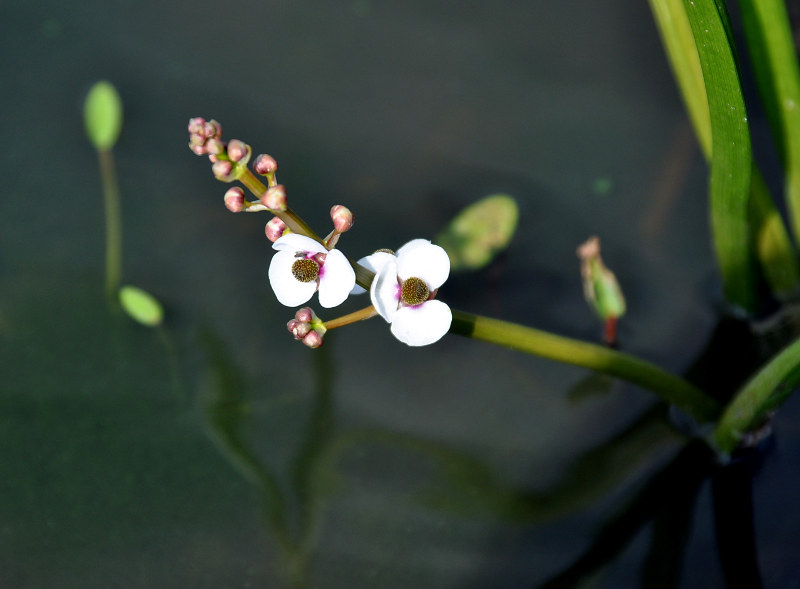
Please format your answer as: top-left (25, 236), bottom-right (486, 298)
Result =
top-left (449, 310), bottom-right (720, 423)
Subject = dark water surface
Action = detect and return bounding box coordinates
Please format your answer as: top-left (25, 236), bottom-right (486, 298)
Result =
top-left (3, 1), bottom-right (800, 587)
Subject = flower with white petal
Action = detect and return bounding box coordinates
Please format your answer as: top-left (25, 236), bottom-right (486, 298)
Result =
top-left (367, 239), bottom-right (452, 346)
top-left (268, 234), bottom-right (355, 308)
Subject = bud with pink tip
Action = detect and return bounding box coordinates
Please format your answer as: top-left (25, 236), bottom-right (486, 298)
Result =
top-left (227, 139), bottom-right (251, 164)
top-left (224, 187), bottom-right (245, 213)
top-left (295, 307), bottom-right (314, 323)
top-left (330, 205), bottom-right (354, 233)
top-left (212, 160), bottom-right (237, 182)
top-left (261, 185), bottom-right (287, 212)
top-left (265, 217), bottom-right (288, 242)
top-left (302, 331), bottom-right (324, 348)
top-left (253, 154), bottom-right (278, 176)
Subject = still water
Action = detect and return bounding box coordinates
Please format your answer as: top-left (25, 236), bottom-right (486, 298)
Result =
top-left (3, 0), bottom-right (800, 587)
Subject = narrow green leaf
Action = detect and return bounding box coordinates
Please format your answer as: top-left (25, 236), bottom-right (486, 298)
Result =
top-left (435, 194), bottom-right (518, 271)
top-left (739, 0), bottom-right (800, 245)
top-left (119, 285), bottom-right (164, 327)
top-left (648, 0), bottom-right (711, 158)
top-left (84, 81), bottom-right (123, 151)
top-left (649, 0), bottom-right (800, 299)
top-left (683, 0), bottom-right (755, 312)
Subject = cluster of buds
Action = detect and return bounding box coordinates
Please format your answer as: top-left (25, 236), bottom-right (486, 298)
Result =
top-left (188, 117), bottom-right (224, 160)
top-left (287, 307), bottom-right (327, 348)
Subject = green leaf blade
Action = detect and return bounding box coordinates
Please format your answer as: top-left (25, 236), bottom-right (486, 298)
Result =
top-left (119, 285), bottom-right (164, 327)
top-left (84, 81), bottom-right (123, 151)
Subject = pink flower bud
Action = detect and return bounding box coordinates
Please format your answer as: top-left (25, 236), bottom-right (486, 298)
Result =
top-left (212, 160), bottom-right (234, 181)
top-left (188, 117), bottom-right (206, 135)
top-left (204, 120), bottom-right (222, 139)
top-left (253, 154), bottom-right (278, 175)
top-left (189, 142), bottom-right (206, 155)
top-left (295, 307), bottom-right (314, 323)
top-left (224, 187), bottom-right (245, 213)
top-left (302, 331), bottom-right (324, 349)
top-left (206, 138), bottom-right (225, 155)
top-left (265, 217), bottom-right (287, 242)
top-left (261, 185), bottom-right (287, 212)
top-left (227, 139), bottom-right (250, 163)
top-left (330, 205), bottom-right (354, 233)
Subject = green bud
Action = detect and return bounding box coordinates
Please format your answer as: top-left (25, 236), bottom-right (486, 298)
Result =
top-left (436, 194), bottom-right (519, 271)
top-left (119, 285), bottom-right (164, 327)
top-left (577, 236), bottom-right (626, 320)
top-left (84, 81), bottom-right (123, 150)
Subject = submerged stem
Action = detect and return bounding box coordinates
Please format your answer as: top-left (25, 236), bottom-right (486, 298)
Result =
top-left (449, 310), bottom-right (719, 422)
top-left (99, 148), bottom-right (122, 304)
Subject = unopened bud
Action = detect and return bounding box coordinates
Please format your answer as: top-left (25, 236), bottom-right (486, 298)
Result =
top-left (261, 185), bottom-right (287, 212)
top-left (295, 307), bottom-right (314, 323)
top-left (226, 139), bottom-right (251, 164)
top-left (188, 117), bottom-right (206, 135)
top-left (265, 216), bottom-right (288, 242)
top-left (212, 159), bottom-right (234, 181)
top-left (330, 205), bottom-right (354, 233)
top-left (206, 138), bottom-right (225, 155)
top-left (253, 154), bottom-right (278, 175)
top-left (577, 235), bottom-right (626, 324)
top-left (224, 187), bottom-right (245, 213)
top-left (302, 330), bottom-right (324, 348)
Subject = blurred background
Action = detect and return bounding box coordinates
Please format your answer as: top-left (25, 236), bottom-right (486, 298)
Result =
top-left (3, 0), bottom-right (799, 587)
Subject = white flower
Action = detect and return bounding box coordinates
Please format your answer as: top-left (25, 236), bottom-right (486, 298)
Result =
top-left (367, 239), bottom-right (452, 346)
top-left (268, 234), bottom-right (355, 308)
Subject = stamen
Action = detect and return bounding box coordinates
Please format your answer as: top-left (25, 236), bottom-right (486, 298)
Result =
top-left (291, 258), bottom-right (320, 282)
top-left (400, 277), bottom-right (429, 306)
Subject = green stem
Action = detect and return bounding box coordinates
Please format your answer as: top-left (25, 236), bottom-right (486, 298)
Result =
top-left (713, 333), bottom-right (800, 454)
top-left (98, 148), bottom-right (122, 304)
top-left (449, 310), bottom-right (720, 422)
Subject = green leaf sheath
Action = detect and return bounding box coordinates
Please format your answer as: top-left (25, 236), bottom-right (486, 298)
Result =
top-left (449, 310), bottom-right (719, 422)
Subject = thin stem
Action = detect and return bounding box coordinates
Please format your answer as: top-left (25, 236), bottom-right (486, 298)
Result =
top-left (324, 305), bottom-right (378, 330)
top-left (98, 148), bottom-right (122, 304)
top-left (449, 310), bottom-right (720, 423)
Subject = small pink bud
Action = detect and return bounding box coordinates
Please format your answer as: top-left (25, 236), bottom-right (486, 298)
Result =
top-left (265, 217), bottom-right (287, 242)
top-left (206, 138), bottom-right (225, 155)
top-left (287, 319), bottom-right (300, 337)
top-left (261, 185), bottom-right (287, 212)
top-left (212, 160), bottom-right (234, 181)
top-left (253, 154), bottom-right (278, 175)
top-left (188, 117), bottom-right (206, 135)
top-left (224, 187), bottom-right (245, 213)
top-left (302, 331), bottom-right (324, 349)
top-left (330, 205), bottom-right (354, 233)
top-left (189, 142), bottom-right (206, 155)
top-left (295, 307), bottom-right (314, 323)
top-left (204, 120), bottom-right (222, 139)
top-left (227, 139), bottom-right (250, 163)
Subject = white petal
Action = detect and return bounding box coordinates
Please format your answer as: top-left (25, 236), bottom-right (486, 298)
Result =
top-left (268, 250), bottom-right (318, 307)
top-left (396, 240), bottom-right (450, 290)
top-left (390, 300), bottom-right (452, 346)
top-left (350, 251), bottom-right (396, 294)
top-left (317, 249), bottom-right (356, 308)
top-left (273, 233), bottom-right (327, 254)
top-left (370, 259), bottom-right (401, 323)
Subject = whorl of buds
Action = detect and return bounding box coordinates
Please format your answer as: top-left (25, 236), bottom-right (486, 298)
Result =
top-left (187, 117), bottom-right (223, 158)
top-left (224, 187), bottom-right (245, 213)
top-left (261, 185), bottom-right (288, 212)
top-left (265, 217), bottom-right (288, 242)
top-left (330, 205), bottom-right (354, 233)
top-left (287, 307), bottom-right (326, 348)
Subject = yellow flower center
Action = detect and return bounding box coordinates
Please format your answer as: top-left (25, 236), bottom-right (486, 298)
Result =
top-left (291, 258), bottom-right (320, 282)
top-left (400, 277), bottom-right (429, 306)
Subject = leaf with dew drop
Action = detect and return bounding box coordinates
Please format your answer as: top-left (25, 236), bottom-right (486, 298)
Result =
top-left (436, 194), bottom-right (519, 271)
